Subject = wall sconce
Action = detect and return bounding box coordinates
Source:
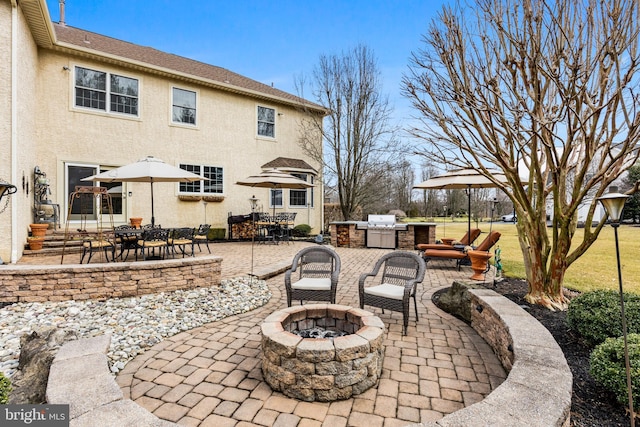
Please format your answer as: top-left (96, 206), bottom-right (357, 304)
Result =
top-left (62, 66), bottom-right (70, 71)
top-left (0, 179), bottom-right (17, 216)
top-left (0, 179), bottom-right (17, 203)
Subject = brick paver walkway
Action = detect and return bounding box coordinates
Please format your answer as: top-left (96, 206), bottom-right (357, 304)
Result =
top-left (99, 241), bottom-right (506, 427)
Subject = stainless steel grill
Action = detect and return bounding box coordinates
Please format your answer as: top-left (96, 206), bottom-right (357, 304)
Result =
top-left (366, 215), bottom-right (397, 249)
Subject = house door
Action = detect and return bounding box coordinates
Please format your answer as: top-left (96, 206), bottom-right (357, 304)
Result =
top-left (65, 163), bottom-right (127, 224)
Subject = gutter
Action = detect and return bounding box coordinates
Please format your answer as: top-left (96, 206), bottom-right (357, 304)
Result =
top-left (10, 0), bottom-right (18, 263)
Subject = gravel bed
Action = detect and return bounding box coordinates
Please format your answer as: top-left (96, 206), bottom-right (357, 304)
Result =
top-left (0, 277), bottom-right (271, 377)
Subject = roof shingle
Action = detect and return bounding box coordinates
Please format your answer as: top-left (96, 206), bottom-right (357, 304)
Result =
top-left (53, 24), bottom-right (325, 112)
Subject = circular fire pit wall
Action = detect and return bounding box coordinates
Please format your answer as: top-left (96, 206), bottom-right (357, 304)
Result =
top-left (261, 304), bottom-right (385, 402)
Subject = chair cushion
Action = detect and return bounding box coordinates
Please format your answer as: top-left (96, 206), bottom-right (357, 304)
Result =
top-left (169, 239), bottom-right (192, 245)
top-left (364, 283), bottom-right (404, 300)
top-left (291, 277), bottom-right (331, 291)
top-left (422, 249), bottom-right (467, 259)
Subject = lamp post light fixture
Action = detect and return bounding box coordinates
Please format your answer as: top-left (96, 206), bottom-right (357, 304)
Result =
top-left (249, 195), bottom-right (258, 212)
top-left (598, 192), bottom-right (634, 427)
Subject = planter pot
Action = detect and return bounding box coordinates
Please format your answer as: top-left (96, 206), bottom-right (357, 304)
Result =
top-left (467, 250), bottom-right (493, 281)
top-left (178, 195), bottom-right (202, 202)
top-left (29, 223), bottom-right (49, 237)
top-left (203, 195), bottom-right (225, 203)
top-left (130, 217), bottom-right (143, 228)
top-left (28, 237), bottom-right (45, 251)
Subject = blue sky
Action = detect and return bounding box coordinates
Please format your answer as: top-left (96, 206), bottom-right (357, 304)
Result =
top-left (45, 0), bottom-right (445, 128)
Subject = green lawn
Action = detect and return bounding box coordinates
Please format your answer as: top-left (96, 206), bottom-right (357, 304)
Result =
top-left (407, 217), bottom-right (640, 294)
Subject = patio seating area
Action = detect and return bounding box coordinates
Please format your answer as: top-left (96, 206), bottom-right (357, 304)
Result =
top-left (96, 242), bottom-right (507, 426)
top-left (14, 240), bottom-right (575, 425)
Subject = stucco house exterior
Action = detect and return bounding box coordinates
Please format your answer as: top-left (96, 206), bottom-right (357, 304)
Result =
top-left (0, 0), bottom-right (326, 263)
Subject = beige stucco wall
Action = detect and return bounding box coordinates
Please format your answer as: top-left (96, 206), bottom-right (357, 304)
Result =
top-left (0, 1), bottom-right (41, 263)
top-left (39, 52), bottom-right (321, 232)
top-left (2, 0), bottom-right (323, 263)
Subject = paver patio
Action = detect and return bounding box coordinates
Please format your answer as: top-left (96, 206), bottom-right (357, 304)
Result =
top-left (91, 241), bottom-right (506, 426)
top-left (18, 240), bottom-right (507, 426)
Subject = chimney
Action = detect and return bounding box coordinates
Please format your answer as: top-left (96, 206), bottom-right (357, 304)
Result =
top-left (59, 0), bottom-right (66, 26)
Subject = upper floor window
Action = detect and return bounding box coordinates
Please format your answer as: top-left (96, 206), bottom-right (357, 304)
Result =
top-left (179, 164), bottom-right (223, 194)
top-left (75, 66), bottom-right (138, 116)
top-left (257, 106), bottom-right (275, 138)
top-left (173, 88), bottom-right (197, 125)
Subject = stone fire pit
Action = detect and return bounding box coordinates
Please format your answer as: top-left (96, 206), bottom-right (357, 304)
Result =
top-left (261, 304), bottom-right (385, 402)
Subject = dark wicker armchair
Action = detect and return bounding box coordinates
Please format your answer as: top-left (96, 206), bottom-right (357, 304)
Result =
top-left (359, 251), bottom-right (426, 335)
top-left (285, 246), bottom-right (341, 306)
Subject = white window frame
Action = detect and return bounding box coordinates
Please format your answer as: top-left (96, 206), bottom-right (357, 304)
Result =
top-left (178, 164), bottom-right (224, 194)
top-left (172, 87), bottom-right (198, 126)
top-left (257, 105), bottom-right (276, 138)
top-left (289, 173), bottom-right (311, 208)
top-left (73, 66), bottom-right (139, 117)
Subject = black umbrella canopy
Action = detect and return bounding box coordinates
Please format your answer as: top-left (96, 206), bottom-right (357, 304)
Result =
top-left (413, 169), bottom-right (508, 236)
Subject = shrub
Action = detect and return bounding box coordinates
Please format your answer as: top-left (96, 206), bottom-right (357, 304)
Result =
top-left (0, 372), bottom-right (11, 404)
top-left (566, 290), bottom-right (640, 345)
top-left (292, 224), bottom-right (312, 237)
top-left (590, 333), bottom-right (640, 405)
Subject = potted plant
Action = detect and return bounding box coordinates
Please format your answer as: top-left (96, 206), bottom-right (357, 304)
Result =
top-left (27, 236), bottom-right (45, 251)
top-left (29, 223), bottom-right (49, 237)
top-left (129, 217), bottom-right (143, 228)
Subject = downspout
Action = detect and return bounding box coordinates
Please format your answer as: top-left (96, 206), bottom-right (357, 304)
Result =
top-left (10, 0), bottom-right (18, 263)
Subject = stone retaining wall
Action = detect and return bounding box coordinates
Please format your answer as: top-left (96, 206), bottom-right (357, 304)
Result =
top-left (0, 256), bottom-right (222, 303)
top-left (412, 287), bottom-right (572, 427)
top-left (46, 335), bottom-right (177, 427)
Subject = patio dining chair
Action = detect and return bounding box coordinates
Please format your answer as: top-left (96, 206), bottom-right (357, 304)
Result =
top-left (285, 246), bottom-right (341, 306)
top-left (137, 228), bottom-right (169, 261)
top-left (114, 224), bottom-right (139, 261)
top-left (359, 251), bottom-right (426, 335)
top-left (80, 234), bottom-right (116, 264)
top-left (192, 224), bottom-right (211, 254)
top-left (169, 227), bottom-right (195, 257)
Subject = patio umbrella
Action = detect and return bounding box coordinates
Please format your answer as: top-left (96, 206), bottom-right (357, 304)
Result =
top-left (236, 169), bottom-right (314, 279)
top-left (236, 169), bottom-right (314, 217)
top-left (413, 168), bottom-right (508, 238)
top-left (82, 156), bottom-right (205, 226)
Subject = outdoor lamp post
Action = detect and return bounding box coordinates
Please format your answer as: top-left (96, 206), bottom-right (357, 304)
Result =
top-left (598, 192), bottom-right (634, 427)
top-left (443, 205), bottom-right (447, 237)
top-left (249, 195), bottom-right (258, 212)
top-left (249, 195), bottom-right (259, 281)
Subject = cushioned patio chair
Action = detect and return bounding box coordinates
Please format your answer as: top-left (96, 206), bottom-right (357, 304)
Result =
top-left (169, 227), bottom-right (195, 257)
top-left (416, 228), bottom-right (481, 252)
top-left (359, 251), bottom-right (426, 335)
top-left (285, 246), bottom-right (341, 306)
top-left (80, 235), bottom-right (115, 264)
top-left (137, 228), bottom-right (169, 261)
top-left (422, 231), bottom-right (501, 270)
top-left (192, 224), bottom-right (211, 254)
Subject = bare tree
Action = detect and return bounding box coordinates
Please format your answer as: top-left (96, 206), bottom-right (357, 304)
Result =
top-left (296, 45), bottom-right (399, 220)
top-left (403, 0), bottom-right (640, 309)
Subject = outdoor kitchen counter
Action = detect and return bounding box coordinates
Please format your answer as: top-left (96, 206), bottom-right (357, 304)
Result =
top-left (330, 221), bottom-right (436, 249)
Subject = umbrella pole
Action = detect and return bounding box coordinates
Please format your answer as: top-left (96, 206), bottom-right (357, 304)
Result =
top-left (467, 185), bottom-right (471, 239)
top-left (150, 179), bottom-right (155, 227)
